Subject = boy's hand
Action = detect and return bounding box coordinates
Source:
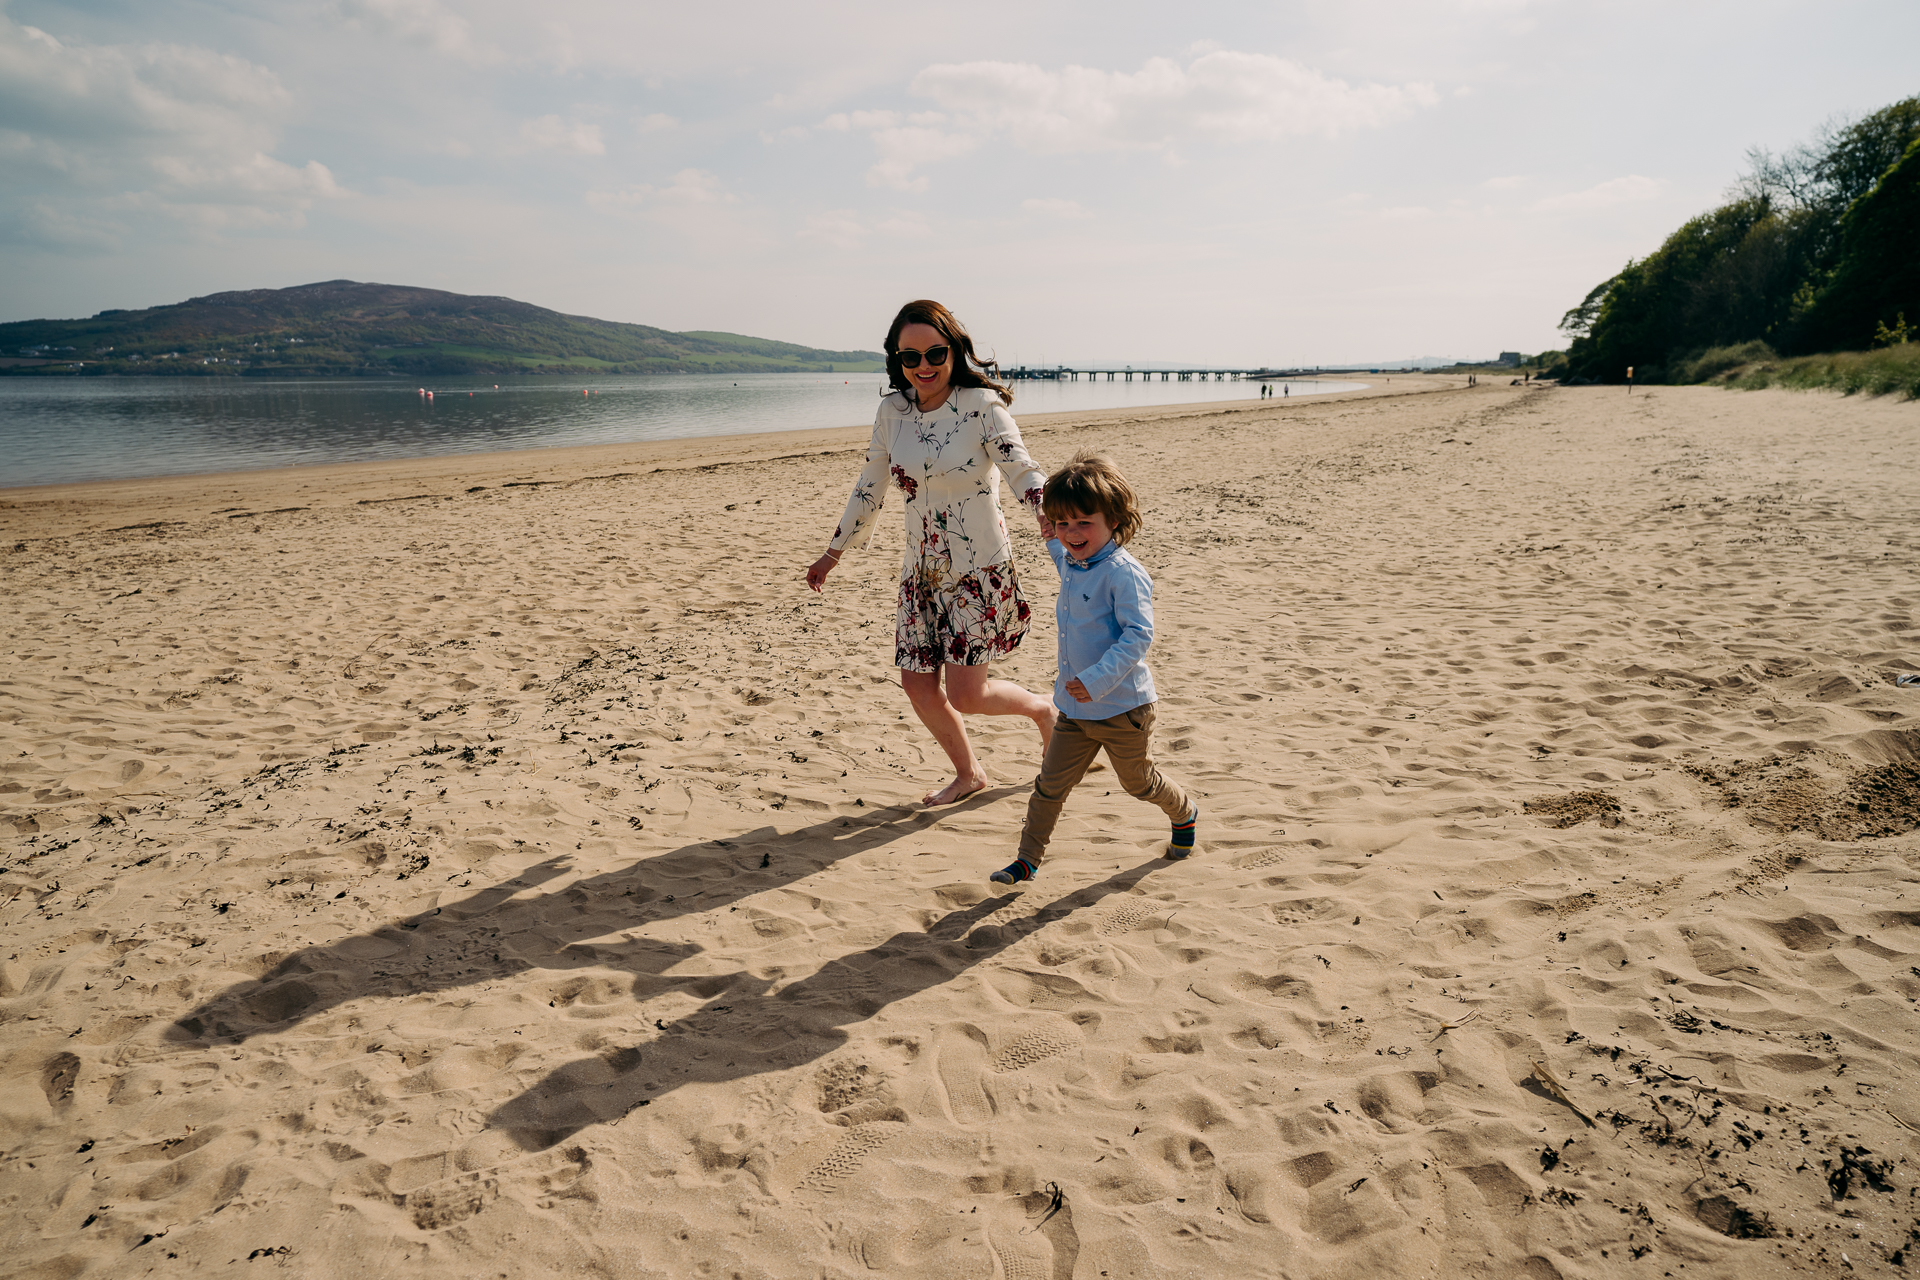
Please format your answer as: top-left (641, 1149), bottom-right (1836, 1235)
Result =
top-left (1065, 678), bottom-right (1092, 703)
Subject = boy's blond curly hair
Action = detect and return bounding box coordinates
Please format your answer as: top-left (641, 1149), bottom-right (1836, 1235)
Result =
top-left (1042, 452), bottom-right (1142, 546)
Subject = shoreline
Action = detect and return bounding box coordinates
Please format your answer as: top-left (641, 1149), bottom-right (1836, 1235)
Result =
top-left (0, 376), bottom-right (1443, 538)
top-left (0, 373), bottom-right (1406, 501)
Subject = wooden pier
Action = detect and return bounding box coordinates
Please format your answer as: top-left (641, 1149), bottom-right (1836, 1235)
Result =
top-left (998, 366), bottom-right (1323, 383)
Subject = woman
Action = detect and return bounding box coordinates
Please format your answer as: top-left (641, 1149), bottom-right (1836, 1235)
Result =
top-left (805, 300), bottom-right (1055, 806)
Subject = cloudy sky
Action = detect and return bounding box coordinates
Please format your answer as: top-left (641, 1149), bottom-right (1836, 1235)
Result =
top-left (3, 1), bottom-right (1915, 365)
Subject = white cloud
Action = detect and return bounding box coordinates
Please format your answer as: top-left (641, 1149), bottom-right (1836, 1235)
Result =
top-left (912, 52), bottom-right (1438, 152)
top-left (150, 154), bottom-right (342, 203)
top-left (585, 169), bottom-right (733, 216)
top-left (5, 202), bottom-right (123, 252)
top-left (873, 214), bottom-right (933, 238)
top-left (798, 208), bottom-right (866, 249)
top-left (1527, 174), bottom-right (1661, 213)
top-left (0, 20), bottom-right (285, 165)
top-left (815, 108), bottom-right (983, 187)
top-left (636, 113), bottom-right (678, 133)
top-left (820, 110), bottom-right (905, 132)
top-left (1483, 174), bottom-right (1528, 190)
top-left (584, 186), bottom-right (646, 215)
top-left (864, 125), bottom-right (978, 192)
top-left (1022, 197), bottom-right (1090, 219)
top-left (520, 114), bottom-right (606, 155)
top-left (328, 0), bottom-right (495, 63)
top-left (823, 50), bottom-right (1438, 190)
top-left (794, 208), bottom-right (932, 249)
top-left (0, 16), bottom-right (344, 234)
top-left (659, 169), bottom-right (731, 202)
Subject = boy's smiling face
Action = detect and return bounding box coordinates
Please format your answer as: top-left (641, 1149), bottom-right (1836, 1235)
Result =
top-left (1053, 508), bottom-right (1115, 562)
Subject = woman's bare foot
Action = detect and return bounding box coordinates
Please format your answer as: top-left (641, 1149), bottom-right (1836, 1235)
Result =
top-left (922, 774), bottom-right (988, 807)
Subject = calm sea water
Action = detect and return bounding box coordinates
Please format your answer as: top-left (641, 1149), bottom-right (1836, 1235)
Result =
top-left (0, 371), bottom-right (1361, 489)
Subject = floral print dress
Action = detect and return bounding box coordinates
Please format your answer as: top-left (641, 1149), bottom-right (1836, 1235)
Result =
top-left (828, 386), bottom-right (1047, 672)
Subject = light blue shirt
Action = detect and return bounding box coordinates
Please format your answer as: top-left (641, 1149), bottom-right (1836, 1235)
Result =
top-left (1048, 539), bottom-right (1158, 720)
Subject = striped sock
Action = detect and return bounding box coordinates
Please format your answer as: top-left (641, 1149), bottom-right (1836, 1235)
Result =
top-left (990, 857), bottom-right (1037, 885)
top-left (1168, 809), bottom-right (1197, 858)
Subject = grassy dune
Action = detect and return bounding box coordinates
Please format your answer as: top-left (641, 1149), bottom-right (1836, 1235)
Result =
top-left (1679, 340), bottom-right (1920, 399)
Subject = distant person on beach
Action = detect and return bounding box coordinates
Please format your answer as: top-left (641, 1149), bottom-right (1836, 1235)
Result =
top-left (806, 299), bottom-right (1055, 807)
top-left (990, 454), bottom-right (1195, 884)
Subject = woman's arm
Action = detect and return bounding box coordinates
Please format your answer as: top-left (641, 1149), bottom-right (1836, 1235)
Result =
top-left (807, 411), bottom-right (892, 591)
top-left (982, 399), bottom-right (1049, 534)
top-left (804, 547), bottom-right (843, 592)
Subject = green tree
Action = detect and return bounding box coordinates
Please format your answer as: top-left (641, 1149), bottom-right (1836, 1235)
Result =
top-left (1561, 197), bottom-right (1800, 382)
top-left (1560, 96), bottom-right (1920, 381)
top-left (1792, 137), bottom-right (1920, 354)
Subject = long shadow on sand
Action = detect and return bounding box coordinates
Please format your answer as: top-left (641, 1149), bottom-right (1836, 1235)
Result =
top-left (166, 789), bottom-right (1023, 1046)
top-left (487, 857), bottom-right (1165, 1150)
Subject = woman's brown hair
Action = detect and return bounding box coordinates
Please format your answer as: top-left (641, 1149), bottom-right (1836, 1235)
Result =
top-left (1042, 452), bottom-right (1142, 546)
top-left (884, 299), bottom-right (1013, 406)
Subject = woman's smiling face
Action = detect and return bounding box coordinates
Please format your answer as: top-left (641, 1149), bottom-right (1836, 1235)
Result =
top-left (895, 321), bottom-right (954, 409)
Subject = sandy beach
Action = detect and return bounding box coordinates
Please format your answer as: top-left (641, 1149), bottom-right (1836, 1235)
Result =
top-left (3, 376), bottom-right (1919, 1279)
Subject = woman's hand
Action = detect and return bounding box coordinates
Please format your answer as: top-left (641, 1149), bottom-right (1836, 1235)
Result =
top-left (1037, 511), bottom-right (1055, 541)
top-left (806, 550), bottom-right (841, 592)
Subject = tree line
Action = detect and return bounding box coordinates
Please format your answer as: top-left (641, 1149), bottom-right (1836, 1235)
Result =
top-left (1557, 96), bottom-right (1919, 385)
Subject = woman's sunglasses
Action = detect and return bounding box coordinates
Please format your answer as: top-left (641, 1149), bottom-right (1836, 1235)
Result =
top-left (895, 345), bottom-right (951, 369)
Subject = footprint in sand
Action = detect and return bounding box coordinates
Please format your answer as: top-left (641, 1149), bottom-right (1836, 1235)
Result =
top-left (350, 1142), bottom-right (591, 1230)
top-left (1221, 1161), bottom-right (1278, 1223)
top-left (989, 1231), bottom-right (1053, 1280)
top-left (935, 1023), bottom-right (995, 1125)
top-left (403, 1173), bottom-right (500, 1230)
top-left (40, 1052), bottom-right (80, 1111)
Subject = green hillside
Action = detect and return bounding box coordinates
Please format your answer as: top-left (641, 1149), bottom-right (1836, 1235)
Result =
top-left (0, 281), bottom-right (884, 377)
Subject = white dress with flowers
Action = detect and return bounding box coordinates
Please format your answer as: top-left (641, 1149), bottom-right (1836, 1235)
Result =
top-left (829, 386), bottom-right (1048, 673)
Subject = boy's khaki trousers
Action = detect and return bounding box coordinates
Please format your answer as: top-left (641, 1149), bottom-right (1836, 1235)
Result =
top-left (1018, 702), bottom-right (1191, 865)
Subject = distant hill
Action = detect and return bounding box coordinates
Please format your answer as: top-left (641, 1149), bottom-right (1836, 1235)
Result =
top-left (0, 281), bottom-right (885, 376)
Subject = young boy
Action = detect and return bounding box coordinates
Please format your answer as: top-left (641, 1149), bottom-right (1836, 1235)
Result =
top-left (991, 453), bottom-right (1196, 884)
